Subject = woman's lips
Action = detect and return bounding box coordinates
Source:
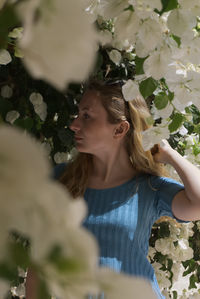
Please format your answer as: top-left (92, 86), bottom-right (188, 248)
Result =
top-left (75, 136), bottom-right (83, 141)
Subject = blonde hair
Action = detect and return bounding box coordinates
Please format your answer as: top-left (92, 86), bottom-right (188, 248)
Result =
top-left (60, 80), bottom-right (167, 198)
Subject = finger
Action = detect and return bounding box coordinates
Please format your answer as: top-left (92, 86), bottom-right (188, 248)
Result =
top-left (151, 144), bottom-right (159, 155)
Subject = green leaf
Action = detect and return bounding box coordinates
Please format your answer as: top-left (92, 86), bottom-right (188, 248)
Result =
top-left (154, 92), bottom-right (169, 110)
top-left (139, 77), bottom-right (158, 99)
top-left (172, 291), bottom-right (178, 299)
top-left (167, 259), bottom-right (173, 271)
top-left (171, 34), bottom-right (181, 47)
top-left (0, 263), bottom-right (18, 281)
top-left (168, 113), bottom-right (184, 132)
top-left (124, 4), bottom-right (134, 12)
top-left (14, 117), bottom-right (34, 131)
top-left (58, 128), bottom-right (74, 146)
top-left (135, 56), bottom-right (147, 75)
top-left (189, 274), bottom-right (198, 289)
top-left (38, 280), bottom-right (51, 299)
top-left (193, 144), bottom-right (200, 156)
top-left (160, 0), bottom-right (179, 13)
top-left (9, 241), bottom-right (30, 268)
top-left (48, 245), bottom-right (81, 273)
top-left (0, 4), bottom-right (20, 48)
top-left (0, 97), bottom-right (13, 118)
top-left (182, 259), bottom-right (197, 276)
top-left (168, 91), bottom-right (174, 102)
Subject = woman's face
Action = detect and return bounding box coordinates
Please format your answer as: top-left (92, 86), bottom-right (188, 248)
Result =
top-left (70, 90), bottom-right (118, 155)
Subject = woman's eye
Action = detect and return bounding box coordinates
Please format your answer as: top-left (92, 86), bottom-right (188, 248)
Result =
top-left (83, 113), bottom-right (90, 119)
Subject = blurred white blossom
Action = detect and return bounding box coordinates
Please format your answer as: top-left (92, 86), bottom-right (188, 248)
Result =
top-left (136, 18), bottom-right (162, 55)
top-left (9, 27), bottom-right (23, 39)
top-left (0, 49), bottom-right (12, 65)
top-left (108, 49), bottom-right (121, 65)
top-left (17, 0), bottom-right (98, 90)
top-left (129, 0), bottom-right (162, 12)
top-left (1, 85), bottom-right (13, 98)
top-left (98, 268), bottom-right (157, 299)
top-left (6, 110), bottom-right (20, 124)
top-left (29, 92), bottom-right (47, 121)
top-left (97, 0), bottom-right (129, 19)
top-left (54, 152), bottom-right (69, 164)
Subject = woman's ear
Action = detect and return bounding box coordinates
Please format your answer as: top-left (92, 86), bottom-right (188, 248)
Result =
top-left (114, 121), bottom-right (130, 138)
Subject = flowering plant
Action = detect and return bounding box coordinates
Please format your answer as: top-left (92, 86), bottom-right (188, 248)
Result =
top-left (0, 0), bottom-right (200, 298)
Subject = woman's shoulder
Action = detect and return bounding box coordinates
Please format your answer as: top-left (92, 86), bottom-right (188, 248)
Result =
top-left (146, 174), bottom-right (183, 190)
top-left (52, 163), bottom-right (67, 180)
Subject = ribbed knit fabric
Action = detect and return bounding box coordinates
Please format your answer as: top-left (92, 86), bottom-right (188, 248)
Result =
top-left (53, 164), bottom-right (185, 299)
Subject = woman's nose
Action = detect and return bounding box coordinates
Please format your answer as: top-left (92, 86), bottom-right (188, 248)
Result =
top-left (70, 116), bottom-right (80, 132)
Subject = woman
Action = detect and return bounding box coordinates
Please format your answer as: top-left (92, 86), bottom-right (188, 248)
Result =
top-left (27, 80), bottom-right (200, 298)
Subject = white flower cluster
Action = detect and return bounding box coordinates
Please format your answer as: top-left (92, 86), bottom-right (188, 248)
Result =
top-left (0, 125), bottom-right (157, 299)
top-left (15, 0), bottom-right (98, 90)
top-left (149, 221), bottom-right (196, 297)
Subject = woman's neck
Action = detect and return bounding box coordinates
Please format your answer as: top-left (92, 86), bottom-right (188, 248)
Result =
top-left (88, 145), bottom-right (137, 188)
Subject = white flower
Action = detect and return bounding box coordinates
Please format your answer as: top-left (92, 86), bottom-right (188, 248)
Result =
top-left (169, 223), bottom-right (181, 240)
top-left (171, 262), bottom-right (183, 283)
top-left (155, 237), bottom-right (175, 256)
top-left (179, 223), bottom-right (194, 239)
top-left (143, 45), bottom-right (172, 80)
top-left (179, 0), bottom-right (200, 16)
top-left (114, 10), bottom-right (140, 44)
top-left (175, 38), bottom-right (200, 65)
top-left (34, 102), bottom-right (47, 121)
top-left (170, 240), bottom-right (193, 262)
top-left (1, 85), bottom-right (13, 98)
top-left (148, 246), bottom-right (156, 260)
top-left (29, 92), bottom-right (47, 121)
top-left (8, 27), bottom-right (23, 39)
top-left (6, 110), bottom-right (20, 124)
top-left (98, 0), bottom-right (129, 19)
top-left (54, 152), bottom-right (69, 164)
top-left (172, 86), bottom-right (192, 111)
top-left (11, 283), bottom-right (25, 297)
top-left (98, 268), bottom-right (157, 299)
top-left (42, 142), bottom-right (51, 155)
top-left (152, 262), bottom-right (171, 290)
top-left (137, 18), bottom-right (163, 54)
top-left (129, 0), bottom-right (162, 12)
top-left (17, 0), bottom-right (98, 90)
top-left (151, 102), bottom-right (173, 119)
top-left (0, 126), bottom-right (50, 193)
top-left (167, 9), bottom-right (196, 38)
top-left (185, 135), bottom-right (195, 146)
top-left (179, 126), bottom-right (188, 136)
top-left (142, 126), bottom-right (170, 151)
top-left (0, 49), bottom-right (12, 65)
top-left (29, 92), bottom-right (43, 105)
top-left (108, 49), bottom-right (122, 65)
top-left (122, 79), bottom-right (141, 101)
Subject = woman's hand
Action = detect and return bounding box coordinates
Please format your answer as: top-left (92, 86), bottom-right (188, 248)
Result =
top-left (151, 139), bottom-right (175, 164)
